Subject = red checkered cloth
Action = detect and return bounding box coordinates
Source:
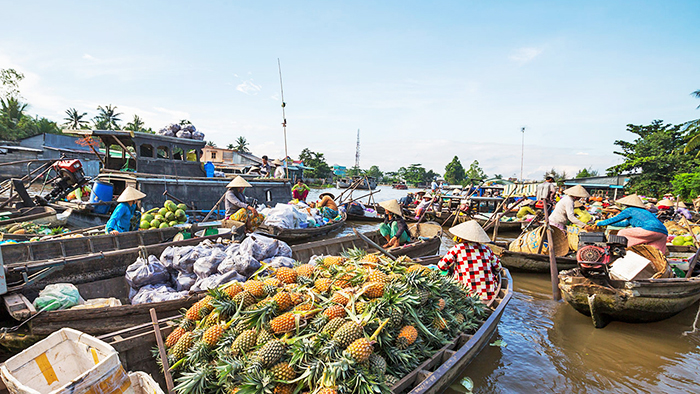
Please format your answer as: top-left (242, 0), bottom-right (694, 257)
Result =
top-left (438, 242), bottom-right (502, 301)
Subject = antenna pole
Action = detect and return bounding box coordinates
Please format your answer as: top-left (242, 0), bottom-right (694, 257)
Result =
top-left (520, 127), bottom-right (525, 182)
top-left (278, 58), bottom-right (289, 178)
top-left (355, 129), bottom-right (360, 169)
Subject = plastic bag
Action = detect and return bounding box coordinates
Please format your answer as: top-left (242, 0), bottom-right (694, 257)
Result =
top-left (182, 124), bottom-right (196, 133)
top-left (218, 256), bottom-right (236, 274)
top-left (130, 284), bottom-right (187, 305)
top-left (231, 251), bottom-right (262, 277)
top-left (194, 249), bottom-right (227, 279)
top-left (167, 123), bottom-right (181, 133)
top-left (192, 130), bottom-right (205, 141)
top-left (276, 241), bottom-right (292, 258)
top-left (191, 271), bottom-right (245, 292)
top-left (173, 246), bottom-right (204, 274)
top-left (125, 255), bottom-right (171, 289)
top-left (176, 130), bottom-right (192, 139)
top-left (33, 283), bottom-right (84, 312)
top-left (160, 246), bottom-right (180, 270)
top-left (262, 256), bottom-right (296, 269)
top-left (224, 243), bottom-right (240, 257)
top-left (175, 272), bottom-right (197, 292)
top-left (239, 235), bottom-right (279, 261)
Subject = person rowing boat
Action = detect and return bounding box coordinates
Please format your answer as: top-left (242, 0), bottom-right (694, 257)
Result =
top-left (106, 186), bottom-right (146, 234)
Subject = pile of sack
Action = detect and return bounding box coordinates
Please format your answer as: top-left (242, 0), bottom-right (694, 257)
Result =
top-left (157, 123), bottom-right (205, 140)
top-left (260, 202), bottom-right (337, 229)
top-left (125, 234), bottom-right (295, 305)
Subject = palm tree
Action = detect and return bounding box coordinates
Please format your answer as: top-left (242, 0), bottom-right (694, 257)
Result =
top-left (62, 108), bottom-right (89, 130)
top-left (0, 97), bottom-right (28, 129)
top-left (234, 136), bottom-right (249, 153)
top-left (94, 105), bottom-right (122, 130)
top-left (206, 141), bottom-right (216, 147)
top-left (226, 143), bottom-right (234, 150)
top-left (125, 114), bottom-right (145, 132)
top-left (683, 90), bottom-right (700, 155)
top-left (179, 119), bottom-right (192, 125)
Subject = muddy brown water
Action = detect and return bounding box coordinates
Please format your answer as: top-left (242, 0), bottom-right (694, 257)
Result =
top-left (311, 186), bottom-right (700, 394)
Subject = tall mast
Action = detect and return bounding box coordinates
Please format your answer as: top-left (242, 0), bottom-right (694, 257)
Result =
top-left (278, 59), bottom-right (289, 178)
top-left (520, 127), bottom-right (525, 182)
top-left (355, 129), bottom-right (360, 169)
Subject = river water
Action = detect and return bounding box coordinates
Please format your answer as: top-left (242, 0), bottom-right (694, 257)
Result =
top-left (308, 186), bottom-right (700, 394)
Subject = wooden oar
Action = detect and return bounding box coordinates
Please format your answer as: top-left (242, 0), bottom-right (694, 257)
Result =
top-left (202, 192), bottom-right (228, 222)
top-left (150, 308), bottom-right (175, 393)
top-left (353, 228), bottom-right (397, 260)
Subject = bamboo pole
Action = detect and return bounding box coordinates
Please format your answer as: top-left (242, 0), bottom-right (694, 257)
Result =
top-left (542, 200), bottom-right (561, 300)
top-left (150, 309), bottom-right (175, 393)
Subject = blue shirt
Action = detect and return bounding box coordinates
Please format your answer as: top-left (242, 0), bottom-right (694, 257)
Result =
top-left (106, 202), bottom-right (136, 233)
top-left (597, 207), bottom-right (667, 235)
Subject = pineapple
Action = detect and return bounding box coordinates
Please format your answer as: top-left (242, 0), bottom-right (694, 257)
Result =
top-left (269, 361), bottom-right (296, 381)
top-left (437, 298), bottom-right (446, 311)
top-left (273, 383), bottom-right (294, 394)
top-left (232, 290), bottom-right (256, 309)
top-left (366, 269), bottom-right (387, 283)
top-left (256, 329), bottom-right (275, 346)
top-left (243, 280), bottom-right (266, 298)
top-left (363, 282), bottom-right (384, 299)
top-left (270, 312), bottom-right (297, 334)
top-left (264, 277), bottom-right (282, 288)
top-left (318, 388), bottom-right (338, 394)
top-left (388, 307), bottom-right (403, 328)
top-left (169, 331), bottom-right (194, 361)
top-left (345, 337), bottom-right (373, 363)
top-left (295, 263), bottom-right (315, 277)
top-left (355, 301), bottom-right (367, 314)
top-left (322, 304), bottom-right (346, 320)
top-left (368, 353), bottom-right (387, 375)
top-left (321, 317), bottom-right (346, 336)
top-left (255, 339), bottom-right (286, 367)
top-left (201, 311), bottom-right (222, 330)
top-left (433, 315), bottom-right (447, 331)
top-left (276, 267), bottom-right (298, 284)
top-left (332, 321), bottom-right (363, 347)
top-left (202, 323), bottom-right (226, 348)
top-left (396, 326), bottom-right (418, 349)
top-left (407, 264), bottom-right (429, 275)
top-left (330, 291), bottom-right (349, 306)
top-left (289, 292), bottom-right (304, 306)
top-left (314, 278), bottom-right (332, 293)
top-left (322, 255), bottom-right (345, 267)
top-left (165, 327), bottom-right (186, 348)
top-left (395, 255), bottom-right (413, 264)
top-left (385, 375), bottom-right (399, 387)
top-left (455, 312), bottom-right (465, 325)
top-left (418, 289), bottom-right (430, 305)
top-left (199, 295), bottom-right (214, 317)
top-left (360, 254), bottom-right (380, 264)
top-left (231, 329), bottom-right (258, 356)
top-left (223, 281), bottom-right (244, 298)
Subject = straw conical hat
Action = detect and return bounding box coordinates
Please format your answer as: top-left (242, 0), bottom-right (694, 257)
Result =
top-left (272, 159), bottom-right (283, 166)
top-left (449, 220), bottom-right (490, 244)
top-left (574, 201), bottom-right (584, 208)
top-left (319, 192), bottom-right (335, 200)
top-left (117, 186), bottom-right (146, 202)
top-left (227, 176), bottom-right (252, 188)
top-left (678, 201), bottom-right (687, 208)
top-left (616, 194), bottom-right (645, 209)
top-left (379, 199), bottom-right (403, 216)
top-left (563, 185), bottom-right (590, 198)
top-left (657, 199), bottom-right (673, 207)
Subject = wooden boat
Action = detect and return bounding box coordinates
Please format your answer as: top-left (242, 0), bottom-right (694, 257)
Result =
top-left (96, 266), bottom-right (512, 393)
top-left (0, 206), bottom-right (58, 227)
top-left (667, 244), bottom-right (697, 253)
top-left (498, 250), bottom-right (577, 273)
top-left (0, 209), bottom-right (74, 241)
top-left (336, 177), bottom-right (351, 188)
top-left (255, 212), bottom-right (347, 244)
top-left (392, 182), bottom-right (408, 190)
top-left (559, 270), bottom-right (700, 328)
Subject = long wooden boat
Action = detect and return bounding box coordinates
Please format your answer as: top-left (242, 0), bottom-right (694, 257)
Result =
top-left (558, 270), bottom-right (700, 328)
top-left (255, 212), bottom-right (347, 244)
top-left (498, 250), bottom-right (578, 273)
top-left (96, 266), bottom-right (512, 393)
top-left (0, 206), bottom-right (57, 227)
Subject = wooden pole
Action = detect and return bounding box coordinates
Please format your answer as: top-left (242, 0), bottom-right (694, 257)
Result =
top-left (202, 192), bottom-right (227, 223)
top-left (149, 308), bottom-right (175, 393)
top-left (353, 229), bottom-right (397, 260)
top-left (542, 200), bottom-right (561, 300)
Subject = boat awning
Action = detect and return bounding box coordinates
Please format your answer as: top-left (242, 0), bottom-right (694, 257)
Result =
top-left (563, 182), bottom-right (625, 189)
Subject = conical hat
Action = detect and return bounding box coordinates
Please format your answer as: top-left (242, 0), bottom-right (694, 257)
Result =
top-left (379, 199), bottom-right (403, 216)
top-left (272, 159), bottom-right (283, 166)
top-left (616, 194), bottom-right (645, 209)
top-left (117, 186), bottom-right (146, 202)
top-left (563, 185), bottom-right (590, 198)
top-left (574, 201), bottom-right (583, 208)
top-left (678, 201), bottom-right (687, 208)
top-left (449, 220), bottom-right (490, 244)
top-left (227, 176), bottom-right (252, 188)
top-left (319, 192), bottom-right (335, 200)
top-left (657, 199), bottom-right (673, 207)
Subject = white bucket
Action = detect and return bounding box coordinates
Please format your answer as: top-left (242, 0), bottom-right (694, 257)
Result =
top-left (0, 328), bottom-right (133, 394)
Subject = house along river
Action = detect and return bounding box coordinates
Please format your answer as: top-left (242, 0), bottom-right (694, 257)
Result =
top-left (308, 186), bottom-right (700, 393)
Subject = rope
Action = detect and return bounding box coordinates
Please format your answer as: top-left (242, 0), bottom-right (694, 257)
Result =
top-left (683, 302), bottom-right (700, 336)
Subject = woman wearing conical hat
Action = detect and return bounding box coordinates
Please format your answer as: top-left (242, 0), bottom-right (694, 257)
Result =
top-left (438, 220), bottom-right (502, 301)
top-left (106, 186), bottom-right (146, 234)
top-left (549, 185), bottom-right (591, 231)
top-left (596, 194), bottom-right (668, 253)
top-left (378, 199), bottom-right (410, 249)
top-left (225, 176), bottom-right (264, 232)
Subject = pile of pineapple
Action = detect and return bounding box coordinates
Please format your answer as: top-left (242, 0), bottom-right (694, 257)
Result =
top-left (160, 249), bottom-right (487, 394)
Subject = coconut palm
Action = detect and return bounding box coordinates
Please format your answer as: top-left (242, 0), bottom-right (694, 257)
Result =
top-left (125, 114), bottom-right (145, 132)
top-left (206, 140), bottom-right (216, 147)
top-left (226, 143), bottom-right (234, 150)
top-left (94, 104), bottom-right (122, 130)
top-left (683, 89), bottom-right (700, 155)
top-left (234, 136), bottom-right (249, 153)
top-left (62, 108), bottom-right (89, 130)
top-left (0, 97), bottom-right (28, 129)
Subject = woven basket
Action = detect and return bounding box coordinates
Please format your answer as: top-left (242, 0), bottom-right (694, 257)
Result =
top-left (567, 226), bottom-right (582, 251)
top-left (627, 245), bottom-right (672, 278)
top-left (509, 225), bottom-right (569, 257)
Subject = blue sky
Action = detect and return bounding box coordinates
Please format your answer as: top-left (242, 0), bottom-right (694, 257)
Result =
top-left (1, 1), bottom-right (699, 179)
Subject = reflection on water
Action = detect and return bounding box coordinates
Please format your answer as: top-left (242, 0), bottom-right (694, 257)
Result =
top-left (311, 186), bottom-right (700, 393)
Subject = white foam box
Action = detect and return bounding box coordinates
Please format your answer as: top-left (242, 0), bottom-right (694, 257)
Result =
top-left (0, 328), bottom-right (133, 394)
top-left (609, 251), bottom-right (657, 281)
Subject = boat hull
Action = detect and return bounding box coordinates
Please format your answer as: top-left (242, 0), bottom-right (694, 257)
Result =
top-left (255, 213), bottom-right (347, 244)
top-left (499, 250), bottom-right (577, 273)
top-left (559, 272), bottom-right (700, 328)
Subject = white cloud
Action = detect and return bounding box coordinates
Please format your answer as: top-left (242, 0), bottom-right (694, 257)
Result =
top-left (236, 80), bottom-right (262, 95)
top-left (509, 47), bottom-right (543, 65)
top-left (576, 152), bottom-right (589, 155)
top-left (82, 54), bottom-right (96, 61)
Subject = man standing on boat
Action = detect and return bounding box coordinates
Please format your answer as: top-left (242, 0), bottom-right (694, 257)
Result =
top-left (536, 174), bottom-right (557, 205)
top-left (260, 155), bottom-right (271, 177)
top-left (106, 186), bottom-right (146, 234)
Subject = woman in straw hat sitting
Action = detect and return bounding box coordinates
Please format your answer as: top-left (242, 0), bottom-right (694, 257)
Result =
top-left (438, 220), bottom-right (502, 302)
top-left (549, 185), bottom-right (591, 231)
top-left (378, 199), bottom-right (410, 248)
top-left (225, 176), bottom-right (264, 232)
top-left (311, 192), bottom-right (339, 220)
top-left (106, 186), bottom-right (146, 234)
top-left (596, 194), bottom-right (668, 253)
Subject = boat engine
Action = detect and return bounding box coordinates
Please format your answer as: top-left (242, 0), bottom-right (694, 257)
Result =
top-left (577, 232), bottom-right (628, 277)
top-left (39, 159), bottom-right (88, 203)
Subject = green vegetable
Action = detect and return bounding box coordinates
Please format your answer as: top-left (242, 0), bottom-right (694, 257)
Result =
top-left (150, 219), bottom-right (161, 228)
top-left (140, 220), bottom-right (151, 229)
top-left (159, 222), bottom-right (169, 229)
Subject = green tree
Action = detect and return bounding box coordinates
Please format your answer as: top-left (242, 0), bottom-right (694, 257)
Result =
top-left (0, 68), bottom-right (24, 99)
top-left (206, 141), bottom-right (217, 147)
top-left (298, 148), bottom-right (331, 178)
top-left (544, 168), bottom-right (568, 183)
top-left (0, 97), bottom-right (28, 130)
top-left (444, 156), bottom-right (465, 185)
top-left (465, 160), bottom-right (486, 184)
top-left (234, 136), bottom-right (250, 153)
top-left (94, 105), bottom-right (122, 130)
top-left (671, 173), bottom-right (700, 200)
top-left (682, 89), bottom-right (700, 155)
top-left (63, 108), bottom-right (89, 130)
top-left (398, 164), bottom-right (427, 186)
top-left (366, 165), bottom-right (383, 180)
top-left (575, 167), bottom-right (599, 178)
top-left (179, 119), bottom-right (192, 125)
top-left (226, 143), bottom-right (234, 150)
top-left (124, 114), bottom-right (146, 132)
top-left (608, 120), bottom-right (697, 196)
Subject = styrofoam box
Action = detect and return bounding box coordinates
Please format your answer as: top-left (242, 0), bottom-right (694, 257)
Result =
top-left (610, 251), bottom-right (657, 281)
top-left (128, 372), bottom-right (164, 394)
top-left (0, 328), bottom-right (134, 394)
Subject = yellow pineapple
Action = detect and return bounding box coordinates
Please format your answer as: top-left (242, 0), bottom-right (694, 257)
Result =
top-left (322, 304), bottom-right (346, 320)
top-left (272, 291), bottom-right (293, 312)
top-left (243, 280), bottom-right (266, 298)
top-left (270, 361), bottom-right (296, 381)
top-left (314, 278), bottom-right (332, 293)
top-left (322, 255), bottom-right (345, 267)
top-left (295, 264), bottom-right (315, 277)
top-left (366, 269), bottom-right (387, 284)
top-left (270, 312), bottom-right (297, 334)
top-left (396, 325), bottom-right (418, 349)
top-left (264, 277), bottom-right (282, 288)
top-left (346, 337), bottom-right (373, 363)
top-left (223, 282), bottom-right (244, 299)
top-left (276, 267), bottom-right (298, 284)
top-left (363, 282), bottom-right (384, 299)
top-left (330, 291), bottom-right (349, 306)
top-left (165, 326), bottom-right (185, 348)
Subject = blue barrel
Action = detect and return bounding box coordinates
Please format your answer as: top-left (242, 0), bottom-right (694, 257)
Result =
top-left (89, 181), bottom-right (113, 214)
top-left (204, 161), bottom-right (215, 178)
